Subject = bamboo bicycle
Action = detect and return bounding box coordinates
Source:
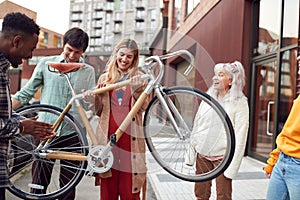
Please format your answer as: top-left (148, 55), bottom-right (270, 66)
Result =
top-left (8, 50), bottom-right (235, 199)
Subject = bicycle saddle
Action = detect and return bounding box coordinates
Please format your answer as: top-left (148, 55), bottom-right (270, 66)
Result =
top-left (46, 62), bottom-right (84, 73)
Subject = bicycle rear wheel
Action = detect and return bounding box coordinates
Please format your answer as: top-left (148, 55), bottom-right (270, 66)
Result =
top-left (8, 104), bottom-right (88, 200)
top-left (143, 86), bottom-right (235, 182)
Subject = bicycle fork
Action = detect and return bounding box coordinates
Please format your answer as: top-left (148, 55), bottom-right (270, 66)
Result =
top-left (154, 87), bottom-right (190, 140)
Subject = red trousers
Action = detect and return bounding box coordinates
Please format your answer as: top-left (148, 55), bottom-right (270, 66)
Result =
top-left (100, 129), bottom-right (140, 200)
top-left (100, 90), bottom-right (140, 200)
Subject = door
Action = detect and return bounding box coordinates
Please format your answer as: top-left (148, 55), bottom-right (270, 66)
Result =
top-left (249, 49), bottom-right (297, 160)
top-left (249, 59), bottom-right (277, 159)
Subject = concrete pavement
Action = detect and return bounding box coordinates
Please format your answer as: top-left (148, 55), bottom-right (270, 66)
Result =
top-left (146, 154), bottom-right (269, 200)
top-left (7, 154), bottom-right (268, 200)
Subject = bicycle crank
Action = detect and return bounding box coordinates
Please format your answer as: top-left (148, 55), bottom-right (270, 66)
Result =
top-left (87, 145), bottom-right (114, 174)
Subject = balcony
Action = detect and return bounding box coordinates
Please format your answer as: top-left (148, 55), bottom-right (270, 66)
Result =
top-left (93, 21), bottom-right (102, 29)
top-left (135, 1), bottom-right (146, 10)
top-left (135, 18), bottom-right (145, 22)
top-left (90, 35), bottom-right (102, 39)
top-left (104, 3), bottom-right (114, 12)
top-left (113, 28), bottom-right (122, 34)
top-left (114, 18), bottom-right (123, 23)
top-left (94, 3), bottom-right (104, 11)
top-left (71, 5), bottom-right (83, 13)
top-left (93, 12), bottom-right (103, 20)
top-left (71, 19), bottom-right (82, 23)
top-left (134, 28), bottom-right (144, 33)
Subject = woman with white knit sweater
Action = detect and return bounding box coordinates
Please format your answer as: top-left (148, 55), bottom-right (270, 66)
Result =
top-left (186, 61), bottom-right (249, 199)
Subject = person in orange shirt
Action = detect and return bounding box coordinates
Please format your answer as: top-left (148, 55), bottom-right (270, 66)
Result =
top-left (264, 55), bottom-right (300, 200)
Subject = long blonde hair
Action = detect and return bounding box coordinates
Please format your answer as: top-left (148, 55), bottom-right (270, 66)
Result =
top-left (104, 38), bottom-right (139, 84)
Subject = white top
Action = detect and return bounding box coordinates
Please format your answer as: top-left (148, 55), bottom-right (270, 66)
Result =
top-left (186, 93), bottom-right (249, 179)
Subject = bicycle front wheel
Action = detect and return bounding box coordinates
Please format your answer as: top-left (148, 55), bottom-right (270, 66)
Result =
top-left (143, 86), bottom-right (235, 182)
top-left (8, 104), bottom-right (88, 200)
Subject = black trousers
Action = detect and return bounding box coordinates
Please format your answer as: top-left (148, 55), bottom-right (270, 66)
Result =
top-left (0, 188), bottom-right (5, 200)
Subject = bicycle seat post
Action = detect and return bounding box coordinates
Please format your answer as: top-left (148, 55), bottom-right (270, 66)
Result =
top-left (61, 73), bottom-right (77, 98)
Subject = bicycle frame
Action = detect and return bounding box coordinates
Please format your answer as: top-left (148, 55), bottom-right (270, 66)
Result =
top-left (9, 49), bottom-right (238, 200)
top-left (37, 50), bottom-right (195, 172)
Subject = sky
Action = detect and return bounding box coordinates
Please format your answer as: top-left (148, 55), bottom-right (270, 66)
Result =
top-left (3, 0), bottom-right (70, 34)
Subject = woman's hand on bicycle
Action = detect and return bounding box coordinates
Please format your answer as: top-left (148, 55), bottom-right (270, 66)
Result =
top-left (82, 83), bottom-right (106, 103)
top-left (131, 75), bottom-right (144, 92)
top-left (82, 89), bottom-right (95, 103)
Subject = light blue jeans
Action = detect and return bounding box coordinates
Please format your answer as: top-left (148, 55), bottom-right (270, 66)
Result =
top-left (267, 151), bottom-right (300, 200)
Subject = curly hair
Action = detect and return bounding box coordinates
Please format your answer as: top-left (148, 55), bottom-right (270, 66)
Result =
top-left (2, 12), bottom-right (40, 37)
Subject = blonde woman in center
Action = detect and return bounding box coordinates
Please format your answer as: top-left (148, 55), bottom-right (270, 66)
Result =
top-left (84, 38), bottom-right (148, 200)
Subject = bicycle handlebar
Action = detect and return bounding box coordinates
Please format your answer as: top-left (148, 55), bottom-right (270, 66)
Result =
top-left (159, 50), bottom-right (195, 76)
top-left (141, 50), bottom-right (195, 88)
top-left (46, 50), bottom-right (194, 97)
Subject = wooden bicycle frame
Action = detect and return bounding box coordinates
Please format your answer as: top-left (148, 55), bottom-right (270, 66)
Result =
top-left (40, 76), bottom-right (149, 161)
top-left (38, 50), bottom-right (194, 162)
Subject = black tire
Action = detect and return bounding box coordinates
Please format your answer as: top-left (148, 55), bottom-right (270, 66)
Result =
top-left (8, 104), bottom-right (88, 200)
top-left (143, 87), bottom-right (235, 182)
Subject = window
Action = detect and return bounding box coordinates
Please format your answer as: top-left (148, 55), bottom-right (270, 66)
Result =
top-left (105, 23), bottom-right (111, 33)
top-left (174, 0), bottom-right (181, 29)
top-left (114, 23), bottom-right (122, 32)
top-left (115, 12), bottom-right (120, 20)
top-left (150, 9), bottom-right (156, 21)
top-left (255, 0), bottom-right (280, 55)
top-left (39, 31), bottom-right (49, 44)
top-left (106, 13), bottom-right (112, 23)
top-left (150, 20), bottom-right (156, 29)
top-left (136, 21), bottom-right (144, 30)
top-left (186, 0), bottom-right (200, 16)
top-left (146, 33), bottom-right (153, 42)
top-left (282, 0), bottom-right (299, 47)
top-left (120, 0), bottom-right (125, 9)
top-left (72, 13), bottom-right (82, 20)
top-left (44, 32), bottom-right (48, 44)
top-left (54, 36), bottom-right (62, 48)
top-left (136, 10), bottom-right (145, 19)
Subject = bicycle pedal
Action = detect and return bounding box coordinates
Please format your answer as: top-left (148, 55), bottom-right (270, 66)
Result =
top-left (85, 170), bottom-right (96, 177)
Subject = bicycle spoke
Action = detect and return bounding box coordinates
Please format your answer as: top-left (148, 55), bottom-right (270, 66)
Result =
top-left (9, 105), bottom-right (88, 200)
top-left (144, 87), bottom-right (234, 182)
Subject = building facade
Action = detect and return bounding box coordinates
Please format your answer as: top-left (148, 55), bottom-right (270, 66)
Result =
top-left (151, 0), bottom-right (300, 162)
top-left (0, 1), bottom-right (63, 49)
top-left (69, 0), bottom-right (162, 56)
top-left (2, 0), bottom-right (299, 163)
top-left (0, 0), bottom-right (64, 93)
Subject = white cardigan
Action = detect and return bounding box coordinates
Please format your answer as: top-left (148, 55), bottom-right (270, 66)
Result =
top-left (186, 94), bottom-right (249, 179)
